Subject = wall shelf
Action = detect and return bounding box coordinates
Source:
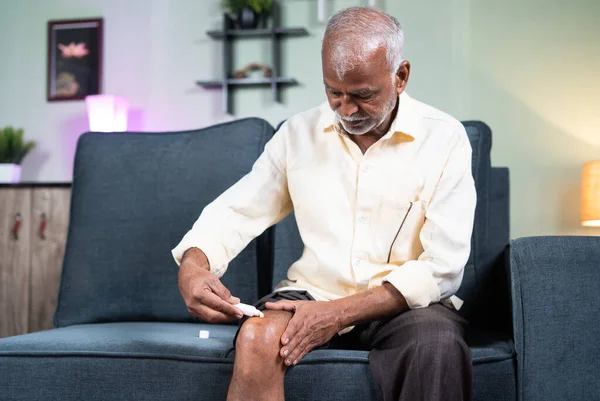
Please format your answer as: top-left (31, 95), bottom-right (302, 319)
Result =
top-left (196, 77), bottom-right (298, 88)
top-left (206, 27), bottom-right (308, 39)
top-left (196, 1), bottom-right (309, 114)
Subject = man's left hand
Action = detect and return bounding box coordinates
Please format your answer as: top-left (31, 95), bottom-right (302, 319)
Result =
top-left (264, 300), bottom-right (343, 366)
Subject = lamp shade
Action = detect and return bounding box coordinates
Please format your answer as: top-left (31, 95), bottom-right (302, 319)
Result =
top-left (581, 160), bottom-right (600, 227)
top-left (85, 95), bottom-right (128, 132)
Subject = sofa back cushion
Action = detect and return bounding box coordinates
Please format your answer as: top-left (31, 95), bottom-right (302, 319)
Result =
top-left (454, 121), bottom-right (492, 310)
top-left (54, 118), bottom-right (274, 327)
top-left (273, 121), bottom-right (506, 314)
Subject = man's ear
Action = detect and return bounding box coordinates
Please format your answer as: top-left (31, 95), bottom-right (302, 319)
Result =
top-left (395, 60), bottom-right (411, 94)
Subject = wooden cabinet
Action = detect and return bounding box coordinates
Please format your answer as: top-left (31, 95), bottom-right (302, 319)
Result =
top-left (0, 184), bottom-right (71, 338)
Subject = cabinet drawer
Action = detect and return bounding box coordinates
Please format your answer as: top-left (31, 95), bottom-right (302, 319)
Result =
top-left (0, 188), bottom-right (32, 337)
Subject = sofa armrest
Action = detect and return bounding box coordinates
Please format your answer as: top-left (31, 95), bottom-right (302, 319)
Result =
top-left (509, 236), bottom-right (600, 401)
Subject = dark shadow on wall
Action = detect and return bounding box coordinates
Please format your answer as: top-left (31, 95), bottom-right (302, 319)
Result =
top-left (20, 149), bottom-right (50, 182)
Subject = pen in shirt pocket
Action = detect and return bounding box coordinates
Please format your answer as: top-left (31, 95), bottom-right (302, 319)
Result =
top-left (386, 201), bottom-right (414, 263)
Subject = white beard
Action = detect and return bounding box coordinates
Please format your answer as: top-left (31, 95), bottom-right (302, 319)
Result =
top-left (335, 94), bottom-right (398, 136)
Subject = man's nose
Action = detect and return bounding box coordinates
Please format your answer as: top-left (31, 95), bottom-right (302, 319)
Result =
top-left (337, 97), bottom-right (358, 117)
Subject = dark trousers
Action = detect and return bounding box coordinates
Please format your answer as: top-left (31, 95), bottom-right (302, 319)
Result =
top-left (336, 302), bottom-right (472, 401)
top-left (238, 291), bottom-right (473, 401)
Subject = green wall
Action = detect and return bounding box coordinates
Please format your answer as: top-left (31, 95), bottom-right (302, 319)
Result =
top-left (1, 0), bottom-right (598, 238)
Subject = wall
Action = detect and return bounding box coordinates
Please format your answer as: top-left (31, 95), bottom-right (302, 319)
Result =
top-left (0, 0), bottom-right (598, 238)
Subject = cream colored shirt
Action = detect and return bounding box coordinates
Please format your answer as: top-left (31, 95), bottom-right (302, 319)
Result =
top-left (172, 92), bottom-right (476, 310)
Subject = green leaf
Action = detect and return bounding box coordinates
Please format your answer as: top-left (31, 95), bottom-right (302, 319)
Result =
top-left (16, 141), bottom-right (35, 164)
top-left (5, 127), bottom-right (16, 162)
top-left (13, 129), bottom-right (24, 154)
top-left (221, 0), bottom-right (247, 15)
top-left (0, 131), bottom-right (7, 162)
top-left (247, 0), bottom-right (271, 13)
top-left (221, 0), bottom-right (270, 15)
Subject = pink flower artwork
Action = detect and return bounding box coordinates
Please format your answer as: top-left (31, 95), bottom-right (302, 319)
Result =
top-left (57, 42), bottom-right (90, 58)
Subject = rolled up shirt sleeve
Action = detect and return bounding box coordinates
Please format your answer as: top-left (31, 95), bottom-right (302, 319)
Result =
top-left (171, 130), bottom-right (293, 278)
top-left (383, 127), bottom-right (477, 309)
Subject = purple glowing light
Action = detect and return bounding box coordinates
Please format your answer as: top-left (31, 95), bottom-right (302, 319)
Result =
top-left (85, 94), bottom-right (129, 132)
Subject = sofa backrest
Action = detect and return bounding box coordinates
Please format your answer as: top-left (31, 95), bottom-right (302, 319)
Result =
top-left (272, 121), bottom-right (510, 318)
top-left (54, 118), bottom-right (274, 327)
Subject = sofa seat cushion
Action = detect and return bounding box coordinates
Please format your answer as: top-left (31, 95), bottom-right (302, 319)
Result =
top-left (0, 322), bottom-right (237, 360)
top-left (0, 324), bottom-right (515, 401)
top-left (468, 329), bottom-right (517, 401)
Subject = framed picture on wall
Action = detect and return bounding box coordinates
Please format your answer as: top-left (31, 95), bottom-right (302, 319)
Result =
top-left (47, 18), bottom-right (103, 102)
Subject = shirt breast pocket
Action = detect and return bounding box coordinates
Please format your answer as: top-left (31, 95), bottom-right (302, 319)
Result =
top-left (383, 199), bottom-right (426, 264)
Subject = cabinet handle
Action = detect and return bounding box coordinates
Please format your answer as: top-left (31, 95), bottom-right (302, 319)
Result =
top-left (39, 213), bottom-right (47, 240)
top-left (12, 213), bottom-right (22, 240)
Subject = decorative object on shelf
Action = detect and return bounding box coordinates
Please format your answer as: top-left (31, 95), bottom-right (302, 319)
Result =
top-left (233, 62), bottom-right (272, 79)
top-left (238, 6), bottom-right (259, 29)
top-left (0, 127), bottom-right (36, 183)
top-left (197, 0), bottom-right (308, 114)
top-left (221, 0), bottom-right (273, 29)
top-left (317, 0), bottom-right (326, 23)
top-left (581, 160), bottom-right (600, 227)
top-left (47, 18), bottom-right (103, 102)
top-left (85, 95), bottom-right (129, 132)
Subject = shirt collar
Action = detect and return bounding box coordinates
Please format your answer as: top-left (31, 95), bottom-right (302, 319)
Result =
top-left (319, 91), bottom-right (420, 142)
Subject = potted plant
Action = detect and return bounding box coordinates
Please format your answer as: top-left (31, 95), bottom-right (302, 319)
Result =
top-left (0, 127), bottom-right (35, 183)
top-left (221, 0), bottom-right (273, 29)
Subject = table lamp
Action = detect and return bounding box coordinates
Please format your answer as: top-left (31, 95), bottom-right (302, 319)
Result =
top-left (581, 160), bottom-right (600, 227)
top-left (85, 95), bottom-right (128, 132)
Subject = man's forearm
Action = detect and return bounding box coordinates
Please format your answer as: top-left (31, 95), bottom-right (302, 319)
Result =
top-left (331, 283), bottom-right (408, 329)
top-left (182, 247), bottom-right (210, 271)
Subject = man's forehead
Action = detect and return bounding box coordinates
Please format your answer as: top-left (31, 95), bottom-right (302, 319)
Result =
top-left (323, 39), bottom-right (387, 57)
top-left (323, 46), bottom-right (387, 70)
top-left (323, 60), bottom-right (388, 86)
top-left (323, 71), bottom-right (377, 89)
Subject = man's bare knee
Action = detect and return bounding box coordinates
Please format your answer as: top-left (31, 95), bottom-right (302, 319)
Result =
top-left (229, 311), bottom-right (292, 400)
top-left (235, 311), bottom-right (291, 363)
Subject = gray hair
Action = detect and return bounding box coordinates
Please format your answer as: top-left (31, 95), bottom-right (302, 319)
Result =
top-left (322, 7), bottom-right (404, 79)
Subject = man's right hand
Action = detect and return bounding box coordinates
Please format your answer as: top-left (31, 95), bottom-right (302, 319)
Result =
top-left (178, 248), bottom-right (243, 323)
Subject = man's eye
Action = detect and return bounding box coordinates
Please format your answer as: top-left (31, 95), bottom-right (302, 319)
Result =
top-left (356, 93), bottom-right (374, 101)
top-left (328, 89), bottom-right (342, 97)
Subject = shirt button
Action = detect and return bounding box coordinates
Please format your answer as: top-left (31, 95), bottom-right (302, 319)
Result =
top-left (358, 215), bottom-right (368, 223)
top-left (361, 166), bottom-right (370, 173)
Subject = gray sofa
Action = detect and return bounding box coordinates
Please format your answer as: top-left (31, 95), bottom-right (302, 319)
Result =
top-left (1, 118), bottom-right (598, 401)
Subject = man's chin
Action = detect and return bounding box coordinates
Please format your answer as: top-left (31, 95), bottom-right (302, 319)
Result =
top-left (340, 121), bottom-right (373, 136)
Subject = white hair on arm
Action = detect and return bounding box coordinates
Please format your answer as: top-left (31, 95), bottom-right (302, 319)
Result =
top-left (322, 7), bottom-right (404, 79)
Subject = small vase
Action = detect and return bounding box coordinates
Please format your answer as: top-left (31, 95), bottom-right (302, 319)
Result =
top-left (0, 164), bottom-right (21, 183)
top-left (237, 6), bottom-right (259, 29)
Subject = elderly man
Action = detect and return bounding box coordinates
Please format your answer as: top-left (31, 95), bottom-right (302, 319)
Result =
top-left (173, 6), bottom-right (476, 401)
